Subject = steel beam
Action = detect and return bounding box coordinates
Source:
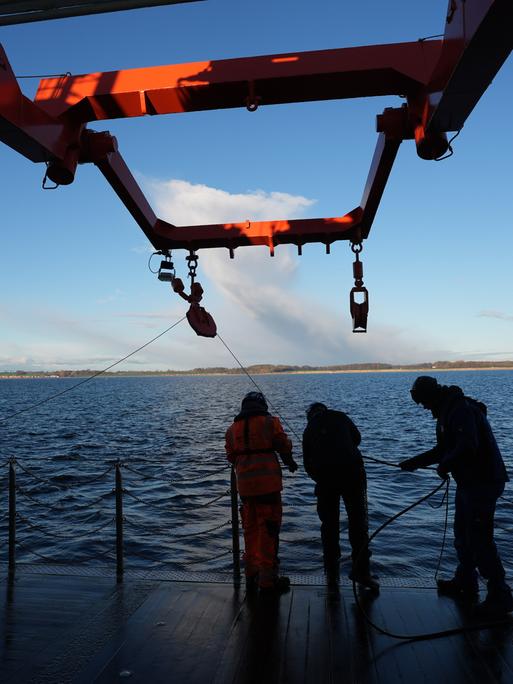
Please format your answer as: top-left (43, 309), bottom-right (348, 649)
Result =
top-left (0, 45), bottom-right (79, 163)
top-left (35, 41), bottom-right (443, 121)
top-left (426, 0), bottom-right (513, 133)
top-left (0, 1), bottom-right (201, 26)
top-left (93, 139), bottom-right (363, 253)
top-left (359, 133), bottom-right (402, 238)
top-left (94, 148), bottom-right (162, 249)
top-left (151, 211), bottom-right (363, 254)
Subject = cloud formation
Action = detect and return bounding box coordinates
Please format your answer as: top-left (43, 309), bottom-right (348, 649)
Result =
top-left (146, 178), bottom-right (316, 225)
top-left (478, 310), bottom-right (513, 322)
top-left (145, 178), bottom-right (439, 366)
top-left (0, 179), bottom-right (451, 371)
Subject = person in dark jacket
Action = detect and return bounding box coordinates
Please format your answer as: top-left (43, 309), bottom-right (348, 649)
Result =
top-left (303, 402), bottom-right (378, 590)
top-left (400, 376), bottom-right (512, 617)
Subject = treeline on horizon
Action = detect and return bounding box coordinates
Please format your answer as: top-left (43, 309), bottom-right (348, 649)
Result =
top-left (2, 360), bottom-right (513, 378)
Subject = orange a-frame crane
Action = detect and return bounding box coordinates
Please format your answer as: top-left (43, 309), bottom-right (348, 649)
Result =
top-left (0, 0), bottom-right (511, 334)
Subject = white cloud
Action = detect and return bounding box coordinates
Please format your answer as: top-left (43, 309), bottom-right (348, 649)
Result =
top-left (96, 288), bottom-right (125, 305)
top-left (478, 310), bottom-right (513, 322)
top-left (138, 177), bottom-right (446, 366)
top-left (0, 179), bottom-right (450, 371)
top-left (146, 178), bottom-right (316, 225)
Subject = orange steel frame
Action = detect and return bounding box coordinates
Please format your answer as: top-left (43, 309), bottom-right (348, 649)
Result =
top-left (0, 0), bottom-right (511, 256)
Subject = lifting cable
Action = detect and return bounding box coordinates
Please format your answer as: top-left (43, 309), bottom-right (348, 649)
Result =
top-left (0, 316), bottom-right (186, 425)
top-left (218, 348), bottom-right (512, 639)
top-left (216, 332), bottom-right (302, 442)
top-left (3, 317), bottom-right (510, 638)
top-left (351, 471), bottom-right (511, 641)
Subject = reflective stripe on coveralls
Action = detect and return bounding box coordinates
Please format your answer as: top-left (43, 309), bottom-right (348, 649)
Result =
top-left (227, 415), bottom-right (283, 496)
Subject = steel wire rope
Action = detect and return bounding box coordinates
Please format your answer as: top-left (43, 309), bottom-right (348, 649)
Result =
top-left (0, 316), bottom-right (186, 425)
top-left (214, 334), bottom-right (443, 474)
top-left (122, 462), bottom-right (230, 484)
top-left (434, 480), bottom-right (451, 581)
top-left (16, 513), bottom-right (114, 540)
top-left (15, 539), bottom-right (116, 565)
top-left (351, 476), bottom-right (510, 640)
top-left (123, 487), bottom-right (230, 511)
top-left (124, 516), bottom-right (230, 539)
top-left (16, 72), bottom-right (72, 79)
top-left (215, 333), bottom-right (302, 442)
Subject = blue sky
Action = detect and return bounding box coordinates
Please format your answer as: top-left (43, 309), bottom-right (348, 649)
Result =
top-left (0, 0), bottom-right (512, 371)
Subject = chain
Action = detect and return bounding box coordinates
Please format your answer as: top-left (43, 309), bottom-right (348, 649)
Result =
top-left (124, 517), bottom-right (230, 539)
top-left (16, 461), bottom-right (114, 489)
top-left (16, 484), bottom-right (112, 514)
top-left (122, 462), bottom-right (230, 484)
top-left (15, 539), bottom-right (116, 564)
top-left (123, 487), bottom-right (229, 512)
top-left (124, 546), bottom-right (231, 568)
top-left (16, 513), bottom-right (114, 540)
top-left (186, 250), bottom-right (199, 284)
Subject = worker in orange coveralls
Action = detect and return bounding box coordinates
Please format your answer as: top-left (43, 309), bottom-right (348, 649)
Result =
top-left (226, 392), bottom-right (298, 594)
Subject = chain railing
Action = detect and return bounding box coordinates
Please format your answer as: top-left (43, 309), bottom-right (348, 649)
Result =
top-left (0, 457), bottom-right (238, 582)
top-left (4, 456), bottom-right (483, 584)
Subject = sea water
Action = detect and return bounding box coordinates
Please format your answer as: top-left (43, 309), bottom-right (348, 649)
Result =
top-left (0, 370), bottom-right (512, 581)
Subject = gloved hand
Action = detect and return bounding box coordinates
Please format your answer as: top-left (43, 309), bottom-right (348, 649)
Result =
top-left (288, 460), bottom-right (298, 473)
top-left (399, 456), bottom-right (421, 472)
top-left (436, 464), bottom-right (449, 480)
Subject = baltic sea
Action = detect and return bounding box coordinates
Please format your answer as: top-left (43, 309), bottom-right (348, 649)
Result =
top-left (1, 370), bottom-right (512, 582)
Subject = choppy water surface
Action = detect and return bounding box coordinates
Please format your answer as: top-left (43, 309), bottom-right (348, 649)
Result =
top-left (1, 370), bottom-right (512, 580)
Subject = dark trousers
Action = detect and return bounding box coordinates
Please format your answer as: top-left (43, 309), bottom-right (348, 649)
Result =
top-left (315, 473), bottom-right (370, 574)
top-left (454, 482), bottom-right (509, 595)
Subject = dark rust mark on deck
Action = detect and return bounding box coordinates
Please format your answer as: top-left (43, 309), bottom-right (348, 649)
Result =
top-left (1, 570), bottom-right (513, 683)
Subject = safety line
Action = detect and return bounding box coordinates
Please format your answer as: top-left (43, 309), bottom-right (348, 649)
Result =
top-left (125, 546), bottom-right (232, 567)
top-left (216, 332), bottom-right (302, 441)
top-left (352, 476), bottom-right (510, 640)
top-left (0, 316), bottom-right (186, 424)
top-left (122, 462), bottom-right (230, 484)
top-left (16, 484), bottom-right (112, 512)
top-left (17, 513), bottom-right (114, 540)
top-left (434, 481), bottom-right (450, 581)
top-left (15, 539), bottom-right (116, 565)
top-left (124, 517), bottom-right (229, 539)
top-left (16, 461), bottom-right (114, 489)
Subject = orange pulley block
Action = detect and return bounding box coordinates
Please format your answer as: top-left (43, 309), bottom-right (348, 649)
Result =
top-left (349, 242), bottom-right (369, 333)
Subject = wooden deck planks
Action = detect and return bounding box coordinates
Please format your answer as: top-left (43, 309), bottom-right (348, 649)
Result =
top-left (1, 573), bottom-right (513, 683)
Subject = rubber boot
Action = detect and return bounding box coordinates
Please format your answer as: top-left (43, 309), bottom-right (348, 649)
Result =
top-left (259, 576), bottom-right (290, 595)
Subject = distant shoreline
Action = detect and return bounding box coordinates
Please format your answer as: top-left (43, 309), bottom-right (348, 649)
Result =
top-left (1, 365), bottom-right (513, 379)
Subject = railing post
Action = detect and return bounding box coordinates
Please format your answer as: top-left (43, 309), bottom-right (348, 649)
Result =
top-left (230, 466), bottom-right (241, 585)
top-left (115, 460), bottom-right (124, 581)
top-left (8, 458), bottom-right (16, 577)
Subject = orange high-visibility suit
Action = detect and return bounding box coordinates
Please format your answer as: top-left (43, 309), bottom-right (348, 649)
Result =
top-left (226, 413), bottom-right (293, 589)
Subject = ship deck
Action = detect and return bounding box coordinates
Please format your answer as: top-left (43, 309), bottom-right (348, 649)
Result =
top-left (1, 566), bottom-right (513, 683)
